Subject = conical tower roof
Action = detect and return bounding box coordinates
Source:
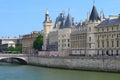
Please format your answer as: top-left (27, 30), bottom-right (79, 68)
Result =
top-left (89, 5), bottom-right (100, 22)
top-left (64, 13), bottom-right (72, 28)
top-left (43, 9), bottom-right (52, 23)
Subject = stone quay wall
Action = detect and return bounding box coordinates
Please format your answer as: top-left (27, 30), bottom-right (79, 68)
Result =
top-left (27, 56), bottom-right (120, 72)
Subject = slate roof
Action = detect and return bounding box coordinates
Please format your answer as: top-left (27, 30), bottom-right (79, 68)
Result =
top-left (54, 12), bottom-right (66, 29)
top-left (54, 12), bottom-right (73, 29)
top-left (64, 13), bottom-right (73, 28)
top-left (89, 5), bottom-right (100, 22)
top-left (44, 10), bottom-right (52, 23)
top-left (98, 18), bottom-right (120, 27)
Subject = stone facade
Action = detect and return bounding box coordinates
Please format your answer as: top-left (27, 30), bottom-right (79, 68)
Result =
top-left (95, 15), bottom-right (120, 55)
top-left (27, 56), bottom-right (120, 72)
top-left (43, 10), bottom-right (74, 51)
top-left (21, 31), bottom-right (39, 54)
top-left (0, 37), bottom-right (22, 52)
top-left (42, 5), bottom-right (120, 56)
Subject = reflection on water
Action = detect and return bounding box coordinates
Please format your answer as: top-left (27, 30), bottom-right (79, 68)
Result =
top-left (0, 62), bottom-right (120, 80)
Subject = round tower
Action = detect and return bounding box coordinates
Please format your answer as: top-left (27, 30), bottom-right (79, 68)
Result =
top-left (43, 9), bottom-right (53, 50)
top-left (86, 5), bottom-right (100, 55)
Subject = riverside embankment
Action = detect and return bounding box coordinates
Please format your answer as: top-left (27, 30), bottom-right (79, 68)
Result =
top-left (27, 56), bottom-right (120, 72)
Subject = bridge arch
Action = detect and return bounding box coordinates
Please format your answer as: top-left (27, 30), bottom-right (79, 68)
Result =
top-left (0, 57), bottom-right (27, 64)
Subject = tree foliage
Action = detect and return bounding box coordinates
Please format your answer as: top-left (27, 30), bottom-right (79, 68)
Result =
top-left (7, 46), bottom-right (22, 52)
top-left (14, 46), bottom-right (22, 52)
top-left (7, 46), bottom-right (15, 51)
top-left (33, 34), bottom-right (43, 51)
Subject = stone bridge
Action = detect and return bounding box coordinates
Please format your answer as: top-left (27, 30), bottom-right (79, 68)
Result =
top-left (0, 54), bottom-right (28, 64)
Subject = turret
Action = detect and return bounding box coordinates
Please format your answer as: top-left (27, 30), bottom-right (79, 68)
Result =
top-left (43, 9), bottom-right (53, 50)
top-left (89, 5), bottom-right (100, 22)
top-left (86, 5), bottom-right (100, 55)
top-left (100, 10), bottom-right (105, 21)
top-left (64, 13), bottom-right (73, 28)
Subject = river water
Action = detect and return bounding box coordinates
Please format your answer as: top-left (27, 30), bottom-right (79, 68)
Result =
top-left (0, 63), bottom-right (120, 80)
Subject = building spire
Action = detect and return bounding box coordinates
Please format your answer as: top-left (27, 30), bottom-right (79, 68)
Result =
top-left (93, 0), bottom-right (95, 5)
top-left (46, 9), bottom-right (49, 14)
top-left (89, 5), bottom-right (100, 22)
top-left (68, 8), bottom-right (70, 14)
top-left (44, 9), bottom-right (52, 23)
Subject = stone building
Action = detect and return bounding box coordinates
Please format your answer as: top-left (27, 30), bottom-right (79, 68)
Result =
top-left (21, 31), bottom-right (40, 54)
top-left (71, 5), bottom-right (104, 55)
top-left (43, 10), bottom-right (74, 51)
top-left (42, 5), bottom-right (120, 56)
top-left (0, 37), bottom-right (22, 52)
top-left (71, 5), bottom-right (120, 56)
top-left (95, 15), bottom-right (120, 55)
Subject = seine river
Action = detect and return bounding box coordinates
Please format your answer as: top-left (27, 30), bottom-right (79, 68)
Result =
top-left (0, 63), bottom-right (120, 80)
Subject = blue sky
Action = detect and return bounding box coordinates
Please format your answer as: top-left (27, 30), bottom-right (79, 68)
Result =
top-left (0, 0), bottom-right (120, 38)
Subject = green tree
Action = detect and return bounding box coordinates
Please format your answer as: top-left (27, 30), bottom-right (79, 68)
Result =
top-left (15, 46), bottom-right (22, 52)
top-left (7, 46), bottom-right (15, 51)
top-left (33, 34), bottom-right (43, 51)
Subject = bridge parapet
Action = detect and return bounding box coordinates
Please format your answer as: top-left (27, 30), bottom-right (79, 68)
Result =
top-left (0, 54), bottom-right (26, 57)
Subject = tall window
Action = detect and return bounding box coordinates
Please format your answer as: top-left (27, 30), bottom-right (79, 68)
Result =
top-left (98, 41), bottom-right (99, 48)
top-left (102, 41), bottom-right (104, 48)
top-left (89, 27), bottom-right (91, 32)
top-left (98, 28), bottom-right (99, 32)
top-left (117, 41), bottom-right (119, 47)
top-left (107, 41), bottom-right (109, 47)
top-left (107, 27), bottom-right (109, 32)
top-left (112, 41), bottom-right (114, 47)
top-left (117, 34), bottom-right (119, 38)
top-left (89, 37), bottom-right (91, 42)
top-left (68, 44), bottom-right (70, 47)
top-left (89, 44), bottom-right (91, 48)
top-left (102, 28), bottom-right (104, 32)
